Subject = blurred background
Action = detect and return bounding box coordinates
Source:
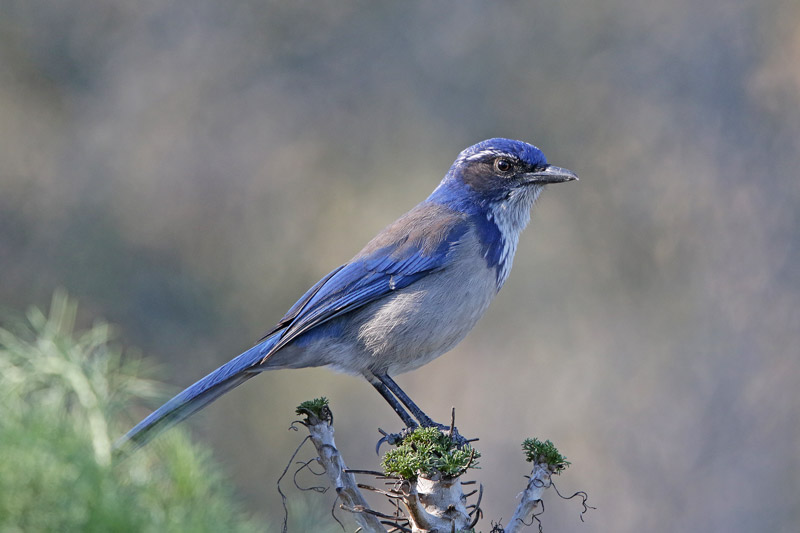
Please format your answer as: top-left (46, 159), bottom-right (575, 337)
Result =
top-left (1, 0), bottom-right (799, 531)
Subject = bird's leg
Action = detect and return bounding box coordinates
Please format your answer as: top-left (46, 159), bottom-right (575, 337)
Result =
top-left (374, 374), bottom-right (435, 427)
top-left (369, 378), bottom-right (418, 429)
top-left (375, 373), bottom-right (469, 449)
top-left (370, 377), bottom-right (421, 452)
top-left (369, 373), bottom-right (468, 451)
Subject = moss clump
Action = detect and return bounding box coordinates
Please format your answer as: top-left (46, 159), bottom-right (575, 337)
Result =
top-left (295, 397), bottom-right (330, 419)
top-left (295, 397), bottom-right (333, 426)
top-left (382, 426), bottom-right (480, 481)
top-left (521, 438), bottom-right (570, 473)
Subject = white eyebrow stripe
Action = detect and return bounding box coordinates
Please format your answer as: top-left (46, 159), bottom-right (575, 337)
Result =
top-left (463, 149), bottom-right (513, 162)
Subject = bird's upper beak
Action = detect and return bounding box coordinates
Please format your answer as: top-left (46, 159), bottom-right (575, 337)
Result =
top-left (523, 165), bottom-right (579, 184)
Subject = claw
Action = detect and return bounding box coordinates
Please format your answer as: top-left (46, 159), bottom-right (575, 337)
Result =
top-left (423, 421), bottom-right (472, 449)
top-left (375, 426), bottom-right (417, 454)
top-left (375, 422), bottom-right (473, 454)
top-left (375, 429), bottom-right (391, 454)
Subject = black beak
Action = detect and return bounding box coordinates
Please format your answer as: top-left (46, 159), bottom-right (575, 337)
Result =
top-left (524, 165), bottom-right (579, 184)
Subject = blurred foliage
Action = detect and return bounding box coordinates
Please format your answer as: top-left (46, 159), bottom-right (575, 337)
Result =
top-left (0, 291), bottom-right (268, 532)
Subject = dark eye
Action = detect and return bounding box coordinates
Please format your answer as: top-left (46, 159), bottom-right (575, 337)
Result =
top-left (494, 158), bottom-right (512, 173)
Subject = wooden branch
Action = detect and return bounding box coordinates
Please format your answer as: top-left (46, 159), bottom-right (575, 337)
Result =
top-left (504, 462), bottom-right (554, 533)
top-left (399, 473), bottom-right (471, 533)
top-left (300, 404), bottom-right (387, 533)
top-left (294, 400), bottom-right (584, 533)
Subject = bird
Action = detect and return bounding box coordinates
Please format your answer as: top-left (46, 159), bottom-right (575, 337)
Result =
top-left (116, 138), bottom-right (577, 453)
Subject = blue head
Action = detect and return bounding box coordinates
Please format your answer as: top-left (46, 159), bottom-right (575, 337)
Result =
top-left (428, 138), bottom-right (578, 286)
top-left (429, 138), bottom-right (577, 218)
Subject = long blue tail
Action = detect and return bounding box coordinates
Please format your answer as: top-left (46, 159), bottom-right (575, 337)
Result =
top-left (115, 335), bottom-right (278, 455)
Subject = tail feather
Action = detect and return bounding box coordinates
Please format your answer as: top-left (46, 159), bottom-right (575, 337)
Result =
top-left (115, 336), bottom-right (277, 455)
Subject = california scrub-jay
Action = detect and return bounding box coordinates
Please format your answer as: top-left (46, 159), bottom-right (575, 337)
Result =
top-left (117, 138), bottom-right (577, 451)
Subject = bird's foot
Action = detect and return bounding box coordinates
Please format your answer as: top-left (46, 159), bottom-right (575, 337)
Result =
top-left (376, 425), bottom-right (417, 454)
top-left (423, 421), bottom-right (471, 449)
top-left (418, 408), bottom-right (472, 449)
top-left (376, 419), bottom-right (473, 454)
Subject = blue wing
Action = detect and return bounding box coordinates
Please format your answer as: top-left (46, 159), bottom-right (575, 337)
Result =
top-left (261, 203), bottom-right (470, 360)
top-left (260, 264), bottom-right (347, 340)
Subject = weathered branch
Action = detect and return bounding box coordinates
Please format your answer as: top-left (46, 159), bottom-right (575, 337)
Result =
top-left (502, 438), bottom-right (573, 533)
top-left (380, 425), bottom-right (481, 532)
top-left (296, 399), bottom-right (386, 533)
top-left (292, 400), bottom-right (587, 533)
top-left (504, 462), bottom-right (553, 533)
top-left (398, 473), bottom-right (471, 532)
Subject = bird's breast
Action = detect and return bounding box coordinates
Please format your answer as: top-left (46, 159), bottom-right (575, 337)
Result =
top-left (355, 232), bottom-right (499, 375)
top-left (272, 228), bottom-right (502, 377)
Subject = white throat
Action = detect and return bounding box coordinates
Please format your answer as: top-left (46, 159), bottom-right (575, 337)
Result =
top-left (486, 185), bottom-right (543, 287)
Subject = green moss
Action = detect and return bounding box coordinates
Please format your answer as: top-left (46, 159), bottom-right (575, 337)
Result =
top-left (521, 438), bottom-right (570, 473)
top-left (381, 426), bottom-right (480, 481)
top-left (295, 397), bottom-right (330, 419)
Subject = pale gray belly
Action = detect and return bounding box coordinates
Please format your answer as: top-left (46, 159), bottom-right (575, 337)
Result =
top-left (264, 252), bottom-right (499, 376)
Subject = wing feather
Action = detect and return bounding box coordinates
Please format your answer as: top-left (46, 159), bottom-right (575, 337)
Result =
top-left (260, 204), bottom-right (469, 362)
